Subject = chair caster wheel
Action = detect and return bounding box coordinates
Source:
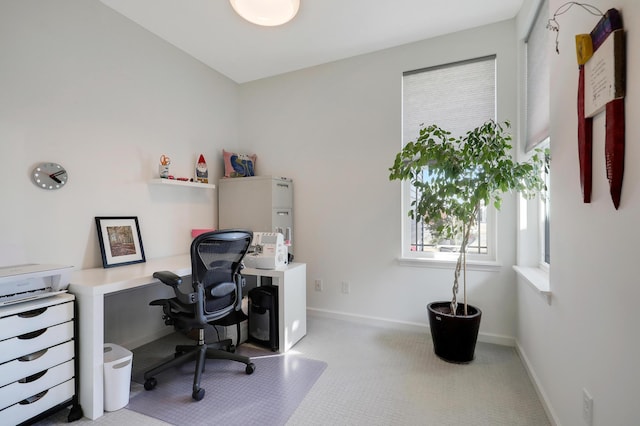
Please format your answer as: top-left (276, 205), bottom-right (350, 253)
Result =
top-left (192, 388), bottom-right (205, 401)
top-left (144, 378), bottom-right (157, 391)
top-left (245, 363), bottom-right (256, 375)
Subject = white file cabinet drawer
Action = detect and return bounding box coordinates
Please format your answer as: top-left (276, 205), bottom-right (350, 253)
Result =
top-left (272, 178), bottom-right (293, 208)
top-left (0, 341), bottom-right (74, 387)
top-left (0, 378), bottom-right (75, 425)
top-left (0, 321), bottom-right (74, 365)
top-left (273, 208), bottom-right (292, 232)
top-left (0, 301), bottom-right (73, 341)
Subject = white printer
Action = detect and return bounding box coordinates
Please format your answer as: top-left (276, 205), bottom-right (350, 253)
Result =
top-left (244, 232), bottom-right (288, 270)
top-left (0, 264), bottom-right (73, 306)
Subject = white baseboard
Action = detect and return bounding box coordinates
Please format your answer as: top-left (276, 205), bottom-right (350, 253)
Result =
top-left (307, 307), bottom-right (428, 333)
top-left (515, 341), bottom-right (560, 426)
top-left (479, 331), bottom-right (515, 347)
top-left (307, 307), bottom-right (515, 346)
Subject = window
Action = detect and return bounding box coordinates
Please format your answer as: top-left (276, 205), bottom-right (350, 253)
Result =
top-left (525, 0), bottom-right (551, 267)
top-left (540, 144), bottom-right (551, 265)
top-left (401, 56), bottom-right (496, 260)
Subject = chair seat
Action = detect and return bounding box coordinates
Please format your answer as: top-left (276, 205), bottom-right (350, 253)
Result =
top-left (209, 309), bottom-right (247, 327)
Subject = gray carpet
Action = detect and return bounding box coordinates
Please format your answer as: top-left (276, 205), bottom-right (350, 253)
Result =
top-left (126, 339), bottom-right (327, 426)
top-left (34, 315), bottom-right (549, 426)
top-left (286, 316), bottom-right (551, 426)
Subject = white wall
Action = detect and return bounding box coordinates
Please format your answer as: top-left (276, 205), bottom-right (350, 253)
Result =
top-left (516, 1), bottom-right (640, 425)
top-left (0, 0), bottom-right (241, 347)
top-left (0, 0), bottom-right (240, 270)
top-left (238, 21), bottom-right (522, 343)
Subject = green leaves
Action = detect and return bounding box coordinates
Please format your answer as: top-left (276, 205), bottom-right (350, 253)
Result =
top-left (389, 119), bottom-right (547, 254)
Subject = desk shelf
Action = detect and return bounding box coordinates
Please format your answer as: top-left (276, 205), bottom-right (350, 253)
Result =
top-left (149, 178), bottom-right (215, 189)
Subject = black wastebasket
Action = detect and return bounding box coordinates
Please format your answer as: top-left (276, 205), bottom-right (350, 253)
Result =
top-left (248, 286), bottom-right (278, 351)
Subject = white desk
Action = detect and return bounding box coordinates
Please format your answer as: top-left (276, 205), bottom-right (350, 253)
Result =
top-left (69, 255), bottom-right (306, 420)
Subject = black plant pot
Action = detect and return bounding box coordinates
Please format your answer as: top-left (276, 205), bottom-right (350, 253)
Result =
top-left (427, 301), bottom-right (482, 363)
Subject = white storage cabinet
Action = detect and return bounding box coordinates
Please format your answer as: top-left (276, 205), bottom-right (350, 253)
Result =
top-left (0, 293), bottom-right (79, 425)
top-left (218, 176), bottom-right (294, 251)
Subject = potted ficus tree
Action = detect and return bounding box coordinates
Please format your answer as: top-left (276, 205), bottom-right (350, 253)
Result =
top-left (389, 120), bottom-right (547, 363)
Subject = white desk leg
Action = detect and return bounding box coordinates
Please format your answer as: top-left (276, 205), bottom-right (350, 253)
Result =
top-left (279, 265), bottom-right (307, 352)
top-left (75, 291), bottom-right (105, 420)
top-left (268, 276), bottom-right (285, 352)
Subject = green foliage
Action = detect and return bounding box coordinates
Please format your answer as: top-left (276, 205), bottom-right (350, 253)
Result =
top-left (389, 120), bottom-right (547, 312)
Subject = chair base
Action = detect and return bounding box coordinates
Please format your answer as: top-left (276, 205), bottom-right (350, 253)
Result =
top-left (143, 337), bottom-right (255, 401)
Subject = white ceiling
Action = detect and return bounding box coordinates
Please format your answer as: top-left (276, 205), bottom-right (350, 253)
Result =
top-left (100, 0), bottom-right (525, 83)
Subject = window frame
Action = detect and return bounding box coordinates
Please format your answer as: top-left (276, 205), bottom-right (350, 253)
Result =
top-left (399, 56), bottom-right (499, 267)
top-left (538, 139), bottom-right (551, 269)
top-left (513, 0), bottom-right (551, 296)
top-left (523, 0), bottom-right (551, 270)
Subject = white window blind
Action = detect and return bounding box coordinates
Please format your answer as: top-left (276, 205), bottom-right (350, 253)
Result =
top-left (403, 56), bottom-right (496, 142)
top-left (525, 0), bottom-right (550, 152)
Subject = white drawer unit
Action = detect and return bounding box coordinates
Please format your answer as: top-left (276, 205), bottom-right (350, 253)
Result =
top-left (0, 293), bottom-right (81, 425)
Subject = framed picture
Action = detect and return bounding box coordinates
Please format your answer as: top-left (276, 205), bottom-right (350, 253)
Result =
top-left (95, 216), bottom-right (146, 268)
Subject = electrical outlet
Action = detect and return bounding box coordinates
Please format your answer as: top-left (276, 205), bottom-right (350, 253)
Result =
top-left (314, 279), bottom-right (323, 292)
top-left (341, 281), bottom-right (350, 294)
top-left (582, 388), bottom-right (593, 426)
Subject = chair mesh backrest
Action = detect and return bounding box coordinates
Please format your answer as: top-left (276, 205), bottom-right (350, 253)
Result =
top-left (190, 230), bottom-right (252, 315)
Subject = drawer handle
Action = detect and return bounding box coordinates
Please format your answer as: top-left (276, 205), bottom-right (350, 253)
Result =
top-left (19, 348), bottom-right (48, 362)
top-left (18, 307), bottom-right (47, 318)
top-left (18, 328), bottom-right (47, 340)
top-left (19, 389), bottom-right (48, 405)
top-left (276, 211), bottom-right (289, 216)
top-left (276, 183), bottom-right (289, 189)
top-left (19, 369), bottom-right (47, 383)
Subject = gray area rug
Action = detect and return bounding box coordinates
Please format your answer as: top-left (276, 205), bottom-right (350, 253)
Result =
top-left (126, 338), bottom-right (327, 426)
top-left (130, 331), bottom-right (276, 384)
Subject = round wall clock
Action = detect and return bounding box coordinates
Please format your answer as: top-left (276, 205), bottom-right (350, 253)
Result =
top-left (32, 162), bottom-right (68, 190)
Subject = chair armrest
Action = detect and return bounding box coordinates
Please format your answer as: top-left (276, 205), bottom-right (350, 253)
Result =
top-left (153, 270), bottom-right (199, 305)
top-left (153, 271), bottom-right (182, 288)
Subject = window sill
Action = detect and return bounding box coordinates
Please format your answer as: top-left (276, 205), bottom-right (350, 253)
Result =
top-left (513, 265), bottom-right (551, 305)
top-left (398, 257), bottom-right (502, 272)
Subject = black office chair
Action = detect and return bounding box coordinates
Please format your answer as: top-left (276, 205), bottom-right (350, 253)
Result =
top-left (143, 229), bottom-right (256, 401)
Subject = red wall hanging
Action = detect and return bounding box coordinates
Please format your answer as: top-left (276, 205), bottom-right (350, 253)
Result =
top-left (549, 4), bottom-right (626, 209)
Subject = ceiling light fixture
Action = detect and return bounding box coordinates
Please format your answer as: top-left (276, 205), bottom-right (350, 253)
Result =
top-left (230, 0), bottom-right (300, 27)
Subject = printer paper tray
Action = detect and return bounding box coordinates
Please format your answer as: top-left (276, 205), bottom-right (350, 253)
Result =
top-left (0, 290), bottom-right (68, 307)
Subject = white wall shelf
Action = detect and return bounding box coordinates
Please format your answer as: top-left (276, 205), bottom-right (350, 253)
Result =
top-left (149, 178), bottom-right (215, 189)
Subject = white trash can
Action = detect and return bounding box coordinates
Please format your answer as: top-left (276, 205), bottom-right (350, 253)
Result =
top-left (103, 343), bottom-right (133, 412)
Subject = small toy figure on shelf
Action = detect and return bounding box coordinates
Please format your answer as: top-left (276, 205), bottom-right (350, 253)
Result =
top-left (195, 154), bottom-right (208, 183)
top-left (159, 155), bottom-right (171, 178)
